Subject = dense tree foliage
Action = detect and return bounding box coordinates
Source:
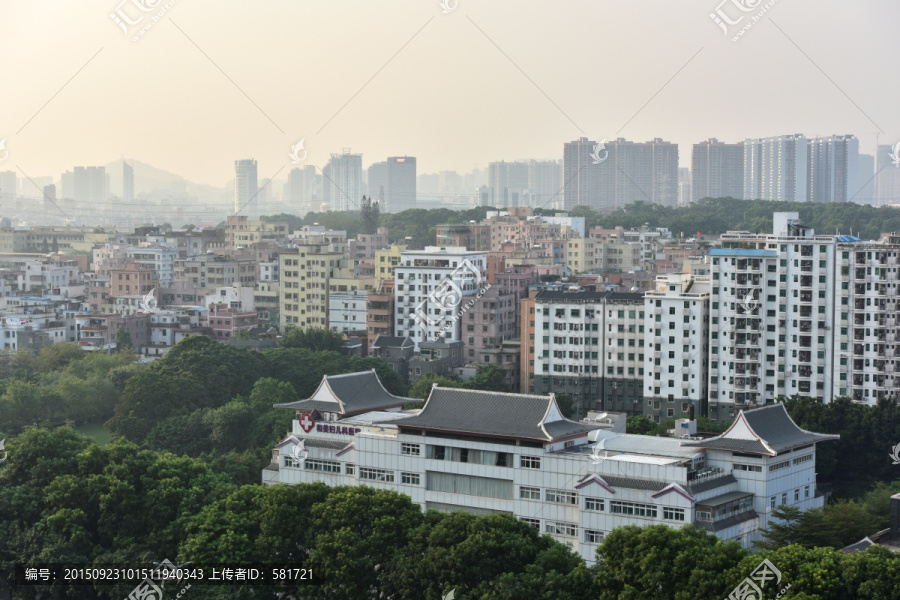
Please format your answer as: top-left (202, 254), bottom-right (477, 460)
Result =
top-left (0, 346), bottom-right (138, 434)
top-left (542, 198), bottom-right (900, 240)
top-left (267, 199), bottom-right (900, 248)
top-left (3, 429), bottom-right (900, 600)
top-left (263, 206), bottom-right (492, 246)
top-left (784, 396), bottom-right (900, 483)
top-left (281, 326), bottom-right (345, 352)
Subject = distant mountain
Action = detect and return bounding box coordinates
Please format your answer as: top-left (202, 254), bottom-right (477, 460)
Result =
top-left (104, 158), bottom-right (230, 203)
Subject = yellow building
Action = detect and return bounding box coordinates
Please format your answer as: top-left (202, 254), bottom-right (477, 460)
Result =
top-left (566, 238), bottom-right (601, 273)
top-left (374, 244), bottom-right (407, 280)
top-left (279, 244), bottom-right (354, 328)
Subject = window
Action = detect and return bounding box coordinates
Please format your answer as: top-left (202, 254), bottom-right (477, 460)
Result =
top-left (584, 530), bottom-right (605, 544)
top-left (610, 501), bottom-right (657, 518)
top-left (781, 492), bottom-right (787, 505)
top-left (345, 463), bottom-right (354, 475)
top-left (733, 463), bottom-right (762, 473)
top-left (305, 459), bottom-right (341, 473)
top-left (520, 456), bottom-right (541, 469)
top-left (520, 517), bottom-right (540, 530)
top-left (520, 486), bottom-right (541, 500)
top-left (792, 454), bottom-right (813, 466)
top-left (545, 489), bottom-right (577, 505)
top-left (794, 488), bottom-right (799, 501)
top-left (359, 467), bottom-right (394, 482)
top-left (769, 460), bottom-right (791, 472)
top-left (663, 507), bottom-right (685, 521)
top-left (545, 521), bottom-right (578, 537)
top-left (584, 497), bottom-right (604, 511)
top-left (401, 443), bottom-right (421, 456)
top-left (804, 485), bottom-right (810, 498)
top-left (401, 472), bottom-right (420, 485)
top-left (771, 497), bottom-right (776, 509)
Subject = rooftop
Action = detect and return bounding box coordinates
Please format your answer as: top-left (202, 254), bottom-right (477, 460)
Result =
top-left (274, 369), bottom-right (419, 417)
top-left (682, 403), bottom-right (839, 456)
top-left (387, 386), bottom-right (598, 443)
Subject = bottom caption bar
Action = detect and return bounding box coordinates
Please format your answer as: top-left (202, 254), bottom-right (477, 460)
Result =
top-left (14, 563), bottom-right (322, 586)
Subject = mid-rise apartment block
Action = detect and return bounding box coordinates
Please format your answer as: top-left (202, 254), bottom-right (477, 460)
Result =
top-left (394, 247), bottom-right (488, 350)
top-left (643, 273), bottom-right (710, 421)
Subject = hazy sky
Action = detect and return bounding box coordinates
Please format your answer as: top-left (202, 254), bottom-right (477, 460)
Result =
top-left (2, 0), bottom-right (898, 188)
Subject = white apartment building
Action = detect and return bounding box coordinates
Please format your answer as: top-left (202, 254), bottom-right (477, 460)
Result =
top-left (743, 135), bottom-right (808, 202)
top-left (644, 273), bottom-right (710, 420)
top-left (127, 246), bottom-right (177, 286)
top-left (709, 212), bottom-right (900, 416)
top-left (23, 260), bottom-right (80, 291)
top-left (394, 247), bottom-right (488, 350)
top-left (329, 289), bottom-right (368, 334)
top-left (263, 370), bottom-right (838, 565)
top-left (532, 290), bottom-right (647, 417)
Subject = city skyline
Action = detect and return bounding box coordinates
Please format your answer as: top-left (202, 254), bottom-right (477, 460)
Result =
top-left (2, 1), bottom-right (898, 189)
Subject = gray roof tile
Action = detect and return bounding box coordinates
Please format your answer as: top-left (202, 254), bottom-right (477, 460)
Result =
top-left (274, 370), bottom-right (419, 416)
top-left (387, 387), bottom-right (598, 442)
top-left (682, 403), bottom-right (839, 455)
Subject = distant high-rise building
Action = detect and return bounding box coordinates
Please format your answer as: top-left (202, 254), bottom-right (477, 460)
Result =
top-left (563, 137), bottom-right (609, 211)
top-left (234, 159), bottom-right (258, 216)
top-left (854, 153), bottom-right (875, 204)
top-left (678, 167), bottom-right (692, 206)
top-left (323, 150), bottom-right (363, 212)
top-left (123, 161), bottom-right (134, 203)
top-left (43, 184), bottom-right (56, 201)
top-left (691, 138), bottom-right (743, 202)
top-left (18, 175), bottom-right (52, 198)
top-left (875, 144), bottom-right (900, 206)
top-left (438, 170), bottom-right (462, 195)
top-left (525, 160), bottom-right (562, 209)
top-left (387, 156), bottom-right (416, 213)
top-left (61, 171), bottom-right (74, 199)
top-left (0, 171), bottom-right (16, 202)
top-left (807, 135), bottom-right (858, 203)
top-left (73, 166), bottom-right (108, 204)
top-left (563, 137), bottom-right (678, 211)
top-left (367, 161), bottom-right (388, 204)
top-left (488, 161), bottom-right (528, 208)
top-left (743, 134), bottom-right (808, 202)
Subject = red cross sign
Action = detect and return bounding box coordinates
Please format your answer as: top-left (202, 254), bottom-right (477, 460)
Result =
top-left (299, 413), bottom-right (315, 433)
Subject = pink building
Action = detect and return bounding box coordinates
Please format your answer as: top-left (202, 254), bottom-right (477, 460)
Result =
top-left (208, 302), bottom-right (258, 340)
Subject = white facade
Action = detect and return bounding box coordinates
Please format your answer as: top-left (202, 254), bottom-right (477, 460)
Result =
top-left (394, 247), bottom-right (488, 350)
top-left (709, 211), bottom-right (900, 415)
top-left (127, 246), bottom-right (177, 286)
top-left (204, 286), bottom-right (255, 312)
top-left (23, 261), bottom-right (80, 290)
top-left (532, 290), bottom-right (645, 417)
top-left (329, 289), bottom-right (368, 334)
top-left (644, 272), bottom-right (710, 418)
top-left (743, 135), bottom-right (808, 202)
top-left (264, 372), bottom-right (837, 565)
